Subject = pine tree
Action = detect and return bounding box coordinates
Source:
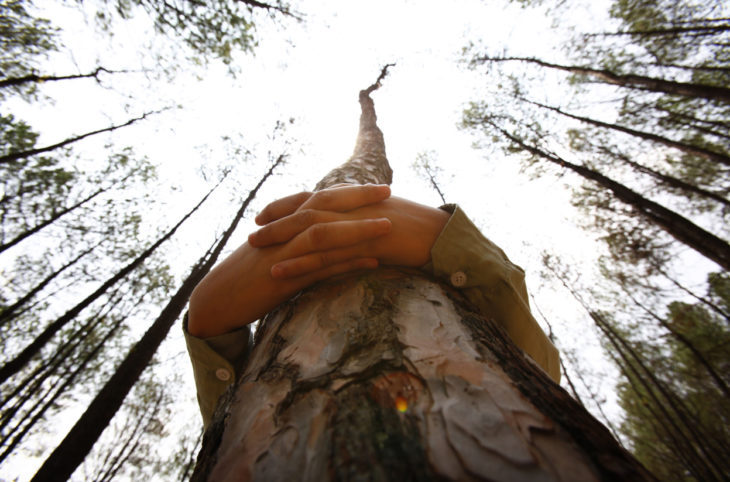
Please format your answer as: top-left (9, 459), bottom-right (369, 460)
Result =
top-left (190, 68), bottom-right (653, 481)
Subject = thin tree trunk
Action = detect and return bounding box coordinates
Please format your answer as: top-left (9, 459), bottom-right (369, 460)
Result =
top-left (472, 56), bottom-right (730, 104)
top-left (585, 24), bottom-right (730, 38)
top-left (598, 147), bottom-right (730, 209)
top-left (0, 242), bottom-right (99, 327)
top-left (0, 291), bottom-right (121, 420)
top-left (315, 65), bottom-right (394, 190)
top-left (0, 176), bottom-right (225, 385)
top-left (0, 319), bottom-right (124, 465)
top-left (594, 313), bottom-right (728, 480)
top-left (620, 284), bottom-right (730, 398)
top-left (520, 97), bottom-right (730, 167)
top-left (608, 348), bottom-right (711, 480)
top-left (31, 155), bottom-right (284, 482)
top-left (93, 391), bottom-right (164, 482)
top-left (485, 118), bottom-right (730, 270)
top-left (0, 111), bottom-right (160, 165)
top-left (548, 263), bottom-right (727, 480)
top-left (191, 70), bottom-right (653, 482)
top-left (0, 187), bottom-right (107, 254)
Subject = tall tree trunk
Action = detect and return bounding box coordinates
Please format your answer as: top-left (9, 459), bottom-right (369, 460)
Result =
top-left (485, 118), bottom-right (730, 271)
top-left (600, 148), bottom-right (730, 209)
top-left (191, 70), bottom-right (654, 481)
top-left (0, 186), bottom-right (107, 254)
top-left (30, 155), bottom-right (284, 482)
top-left (519, 97), bottom-right (730, 167)
top-left (0, 241), bottom-right (99, 327)
top-left (545, 259), bottom-right (730, 481)
top-left (586, 24), bottom-right (730, 38)
top-left (472, 56), bottom-right (730, 104)
top-left (0, 176), bottom-right (225, 385)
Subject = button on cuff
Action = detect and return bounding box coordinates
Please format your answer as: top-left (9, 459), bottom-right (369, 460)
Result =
top-left (215, 368), bottom-right (232, 381)
top-left (450, 271), bottom-right (467, 287)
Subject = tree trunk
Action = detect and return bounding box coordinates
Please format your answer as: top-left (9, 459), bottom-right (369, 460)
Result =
top-left (486, 119), bottom-right (730, 271)
top-left (191, 70), bottom-right (654, 481)
top-left (30, 156), bottom-right (284, 482)
top-left (520, 97), bottom-right (730, 167)
top-left (0, 186), bottom-right (107, 254)
top-left (194, 269), bottom-right (652, 481)
top-left (0, 175), bottom-right (224, 385)
top-left (472, 56), bottom-right (730, 105)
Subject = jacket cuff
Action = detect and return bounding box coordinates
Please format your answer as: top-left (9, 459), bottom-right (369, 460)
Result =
top-left (183, 313), bottom-right (253, 427)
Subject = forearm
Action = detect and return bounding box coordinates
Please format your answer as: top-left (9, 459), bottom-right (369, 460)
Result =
top-left (188, 243), bottom-right (273, 338)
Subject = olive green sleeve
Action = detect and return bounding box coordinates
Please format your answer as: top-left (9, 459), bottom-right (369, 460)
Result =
top-left (422, 205), bottom-right (561, 382)
top-left (183, 313), bottom-right (253, 427)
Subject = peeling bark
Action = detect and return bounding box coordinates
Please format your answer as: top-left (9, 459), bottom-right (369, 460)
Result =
top-left (194, 270), bottom-right (652, 481)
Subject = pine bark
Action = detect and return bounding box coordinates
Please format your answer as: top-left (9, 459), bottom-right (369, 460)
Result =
top-left (191, 71), bottom-right (654, 481)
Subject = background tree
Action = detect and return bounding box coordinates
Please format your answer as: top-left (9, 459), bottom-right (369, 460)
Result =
top-left (0, 0), bottom-right (298, 477)
top-left (463, 0), bottom-right (729, 478)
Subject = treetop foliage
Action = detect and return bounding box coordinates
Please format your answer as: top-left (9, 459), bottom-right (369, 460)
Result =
top-left (0, 0), bottom-right (57, 76)
top-left (95, 0), bottom-right (298, 65)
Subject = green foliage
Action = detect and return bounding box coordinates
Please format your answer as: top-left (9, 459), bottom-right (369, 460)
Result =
top-left (617, 273), bottom-right (730, 481)
top-left (465, 0), bottom-right (730, 479)
top-left (95, 0), bottom-right (295, 64)
top-left (0, 0), bottom-right (57, 97)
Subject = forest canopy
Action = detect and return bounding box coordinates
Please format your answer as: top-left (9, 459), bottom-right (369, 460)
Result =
top-left (0, 0), bottom-right (727, 480)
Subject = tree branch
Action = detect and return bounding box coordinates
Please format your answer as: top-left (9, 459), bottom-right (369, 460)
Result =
top-left (0, 67), bottom-right (139, 89)
top-left (0, 110), bottom-right (164, 165)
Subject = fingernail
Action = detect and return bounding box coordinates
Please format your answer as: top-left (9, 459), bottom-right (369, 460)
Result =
top-left (375, 218), bottom-right (392, 233)
top-left (271, 265), bottom-right (283, 278)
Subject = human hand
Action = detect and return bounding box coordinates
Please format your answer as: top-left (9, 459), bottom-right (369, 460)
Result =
top-left (188, 184), bottom-right (394, 337)
top-left (249, 184), bottom-right (450, 279)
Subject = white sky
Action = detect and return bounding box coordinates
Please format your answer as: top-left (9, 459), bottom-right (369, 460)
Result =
top-left (2, 0), bottom-right (643, 479)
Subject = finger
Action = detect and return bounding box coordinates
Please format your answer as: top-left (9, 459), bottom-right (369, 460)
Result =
top-left (255, 191), bottom-right (312, 225)
top-left (299, 184), bottom-right (390, 213)
top-left (271, 244), bottom-right (375, 279)
top-left (296, 257), bottom-right (379, 284)
top-left (296, 218), bottom-right (391, 255)
top-left (249, 209), bottom-right (343, 247)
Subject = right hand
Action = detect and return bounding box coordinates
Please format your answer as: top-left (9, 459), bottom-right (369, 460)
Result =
top-left (249, 184), bottom-right (449, 279)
